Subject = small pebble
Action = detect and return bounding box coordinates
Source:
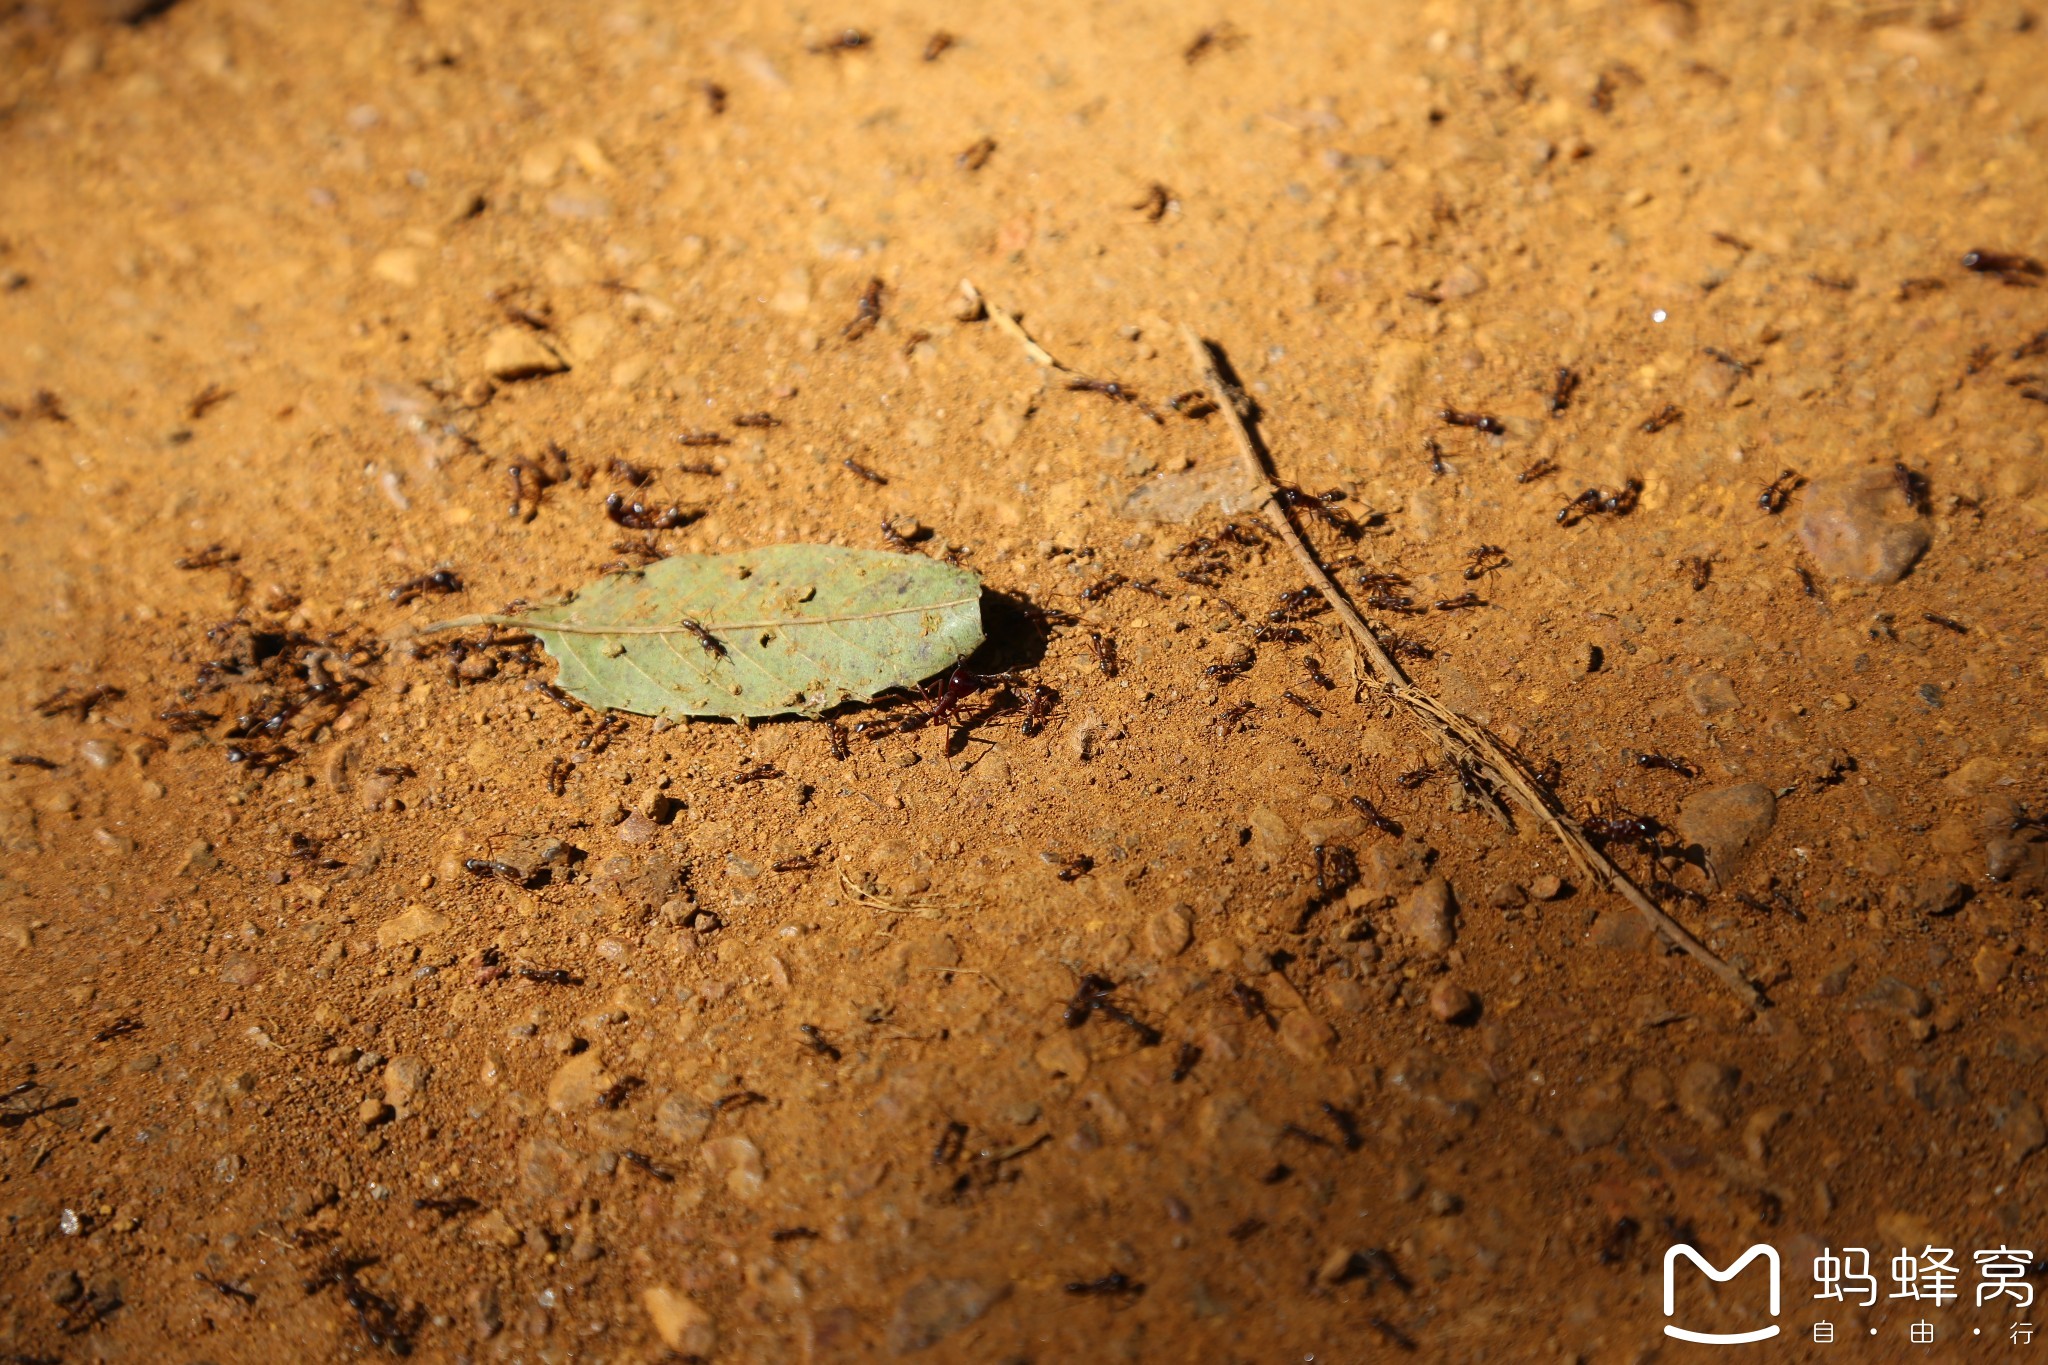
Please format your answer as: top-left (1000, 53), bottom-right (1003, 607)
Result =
top-left (1428, 980), bottom-right (1477, 1024)
top-left (1528, 874), bottom-right (1564, 901)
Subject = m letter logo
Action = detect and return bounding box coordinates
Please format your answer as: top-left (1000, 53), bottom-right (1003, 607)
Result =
top-left (1662, 1244), bottom-right (1783, 1345)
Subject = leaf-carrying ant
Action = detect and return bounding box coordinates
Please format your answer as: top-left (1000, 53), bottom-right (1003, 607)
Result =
top-left (1439, 406), bottom-right (1506, 435)
top-left (1548, 366), bottom-right (1579, 416)
top-left (1675, 554), bottom-right (1716, 591)
top-left (1639, 404), bottom-right (1682, 434)
top-left (1556, 478), bottom-right (1640, 526)
top-left (1757, 468), bottom-right (1804, 514)
top-left (604, 493), bottom-right (694, 530)
top-left (1463, 545), bottom-right (1509, 580)
top-left (844, 277), bottom-right (884, 341)
top-left (388, 569), bottom-right (462, 605)
top-left (1636, 753), bottom-right (1697, 777)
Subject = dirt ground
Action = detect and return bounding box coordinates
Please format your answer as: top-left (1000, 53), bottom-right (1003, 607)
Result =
top-left (3, 0), bottom-right (2046, 1360)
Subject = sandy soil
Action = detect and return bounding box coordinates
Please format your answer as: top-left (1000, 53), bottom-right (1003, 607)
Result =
top-left (2, 0), bottom-right (2046, 1359)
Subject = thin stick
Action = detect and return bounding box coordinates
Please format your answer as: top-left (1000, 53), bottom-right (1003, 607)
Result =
top-left (1176, 324), bottom-right (1759, 1008)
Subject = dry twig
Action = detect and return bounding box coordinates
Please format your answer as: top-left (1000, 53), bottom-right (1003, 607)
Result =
top-left (958, 276), bottom-right (1760, 1005)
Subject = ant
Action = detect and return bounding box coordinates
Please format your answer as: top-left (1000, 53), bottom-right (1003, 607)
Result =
top-left (1582, 811), bottom-right (1662, 845)
top-left (1183, 20), bottom-right (1244, 63)
top-left (1806, 271), bottom-right (1856, 292)
top-left (1214, 701), bottom-right (1255, 734)
top-left (620, 1149), bottom-right (676, 1181)
top-left (604, 493), bottom-right (694, 530)
top-left (1548, 366), bottom-right (1580, 416)
top-left (1435, 592), bottom-right (1484, 611)
top-left (1639, 404), bottom-right (1682, 434)
top-left (1386, 634), bottom-right (1433, 661)
top-left (1439, 406), bottom-right (1506, 435)
top-left (1021, 684), bottom-right (1060, 736)
top-left (1516, 458), bottom-right (1557, 483)
top-left (1171, 1042), bottom-right (1201, 1082)
top-left (464, 857), bottom-right (538, 888)
top-left (1280, 690), bottom-right (1322, 717)
top-left (1055, 853), bottom-right (1094, 881)
top-left (773, 855), bottom-right (816, 872)
top-left (1757, 468), bottom-right (1804, 514)
top-left (33, 685), bottom-right (122, 720)
top-left (1273, 484), bottom-right (1358, 535)
top-left (1302, 657), bottom-right (1334, 689)
top-left (1250, 623), bottom-right (1305, 645)
top-left (1675, 554), bottom-right (1716, 591)
top-left (1425, 435), bottom-right (1450, 477)
top-left (919, 665), bottom-right (1012, 726)
top-left (1961, 248), bottom-right (2044, 284)
top-left (1893, 462), bottom-right (1929, 513)
top-left (544, 756), bottom-right (573, 796)
top-left (675, 461), bottom-right (721, 477)
top-left (1087, 633), bottom-right (1119, 677)
top-left (809, 28), bottom-right (870, 54)
top-left (842, 457), bottom-right (889, 485)
top-left (675, 431), bottom-right (728, 448)
top-left (1065, 1271), bottom-right (1144, 1299)
top-left (1205, 647), bottom-right (1254, 684)
top-left (595, 1076), bottom-right (644, 1109)
top-left (932, 1120), bottom-right (969, 1165)
top-left (1066, 376), bottom-right (1163, 424)
top-left (1229, 979), bottom-right (1276, 1029)
top-left (798, 1024), bottom-right (841, 1061)
top-left (1079, 573), bottom-right (1127, 602)
top-left (1556, 478), bottom-right (1640, 526)
top-left (1167, 388), bottom-right (1215, 417)
top-left (1703, 346), bottom-right (1753, 375)
top-left (175, 544), bottom-right (239, 570)
top-left (1367, 591), bottom-right (1426, 614)
top-left (388, 569), bottom-right (462, 605)
top-left (1463, 545), bottom-right (1509, 580)
top-left (734, 762), bottom-right (782, 784)
top-left (607, 457), bottom-right (655, 487)
top-left (412, 1195), bottom-right (480, 1218)
top-left (580, 715), bottom-right (626, 753)
top-left (194, 1273), bottom-right (257, 1305)
top-left (843, 277), bottom-right (884, 341)
top-left (1271, 585), bottom-right (1328, 621)
top-left (159, 707), bottom-right (219, 732)
top-left (1313, 843), bottom-right (1357, 893)
top-left (1636, 753), bottom-right (1697, 777)
top-left (957, 136), bottom-right (996, 171)
top-left (1130, 578), bottom-right (1171, 599)
top-left (923, 31), bottom-right (955, 60)
top-left (770, 1225), bottom-right (819, 1242)
top-left (519, 967), bottom-right (581, 986)
top-left (825, 720), bottom-right (851, 759)
top-left (1923, 612), bottom-right (1967, 633)
top-left (303, 1254), bottom-right (413, 1354)
top-left (732, 411), bottom-right (780, 428)
top-left (1396, 765), bottom-right (1434, 789)
top-left (1, 1080), bottom-right (77, 1132)
top-left (1795, 564), bottom-right (1821, 599)
top-left (1063, 974), bottom-right (1161, 1045)
top-left (8, 753), bottom-right (56, 769)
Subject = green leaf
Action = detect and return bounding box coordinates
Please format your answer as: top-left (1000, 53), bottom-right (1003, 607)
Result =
top-left (428, 548), bottom-right (984, 719)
